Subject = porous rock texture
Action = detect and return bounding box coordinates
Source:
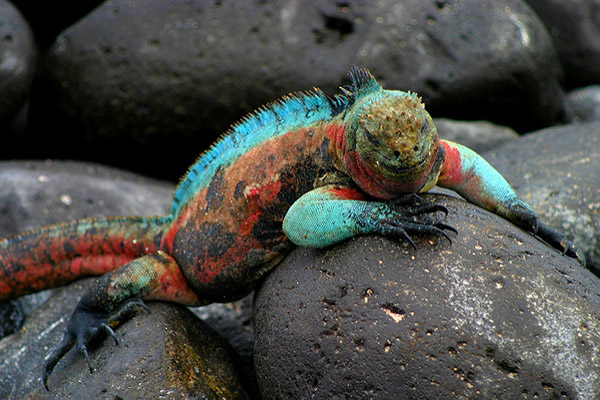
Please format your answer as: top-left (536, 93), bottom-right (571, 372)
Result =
top-left (254, 195), bottom-right (600, 399)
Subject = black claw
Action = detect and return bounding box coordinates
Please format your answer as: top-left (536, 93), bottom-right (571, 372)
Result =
top-left (101, 323), bottom-right (119, 346)
top-left (433, 226), bottom-right (453, 244)
top-left (380, 219), bottom-right (417, 249)
top-left (435, 222), bottom-right (458, 235)
top-left (77, 342), bottom-right (94, 373)
top-left (533, 221), bottom-right (585, 267)
top-left (43, 333), bottom-right (75, 390)
top-left (402, 231), bottom-right (417, 250)
top-left (380, 217), bottom-right (456, 249)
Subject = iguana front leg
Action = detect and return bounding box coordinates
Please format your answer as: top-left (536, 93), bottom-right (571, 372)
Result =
top-left (283, 185), bottom-right (455, 248)
top-left (436, 139), bottom-right (585, 265)
top-left (43, 251), bottom-right (202, 389)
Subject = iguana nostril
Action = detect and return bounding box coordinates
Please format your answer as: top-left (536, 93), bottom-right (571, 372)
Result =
top-left (413, 145), bottom-right (419, 152)
top-left (393, 150), bottom-right (401, 158)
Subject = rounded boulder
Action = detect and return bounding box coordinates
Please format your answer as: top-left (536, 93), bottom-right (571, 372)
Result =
top-left (254, 195), bottom-right (600, 399)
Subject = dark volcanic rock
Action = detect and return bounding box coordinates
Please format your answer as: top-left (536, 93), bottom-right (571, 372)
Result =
top-left (254, 195), bottom-right (600, 399)
top-left (29, 0), bottom-right (562, 179)
top-left (0, 0), bottom-right (36, 122)
top-left (484, 122), bottom-right (600, 272)
top-left (524, 0), bottom-right (600, 88)
top-left (0, 279), bottom-right (249, 399)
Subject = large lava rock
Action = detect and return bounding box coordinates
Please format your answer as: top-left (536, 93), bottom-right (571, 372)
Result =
top-left (27, 0), bottom-right (562, 179)
top-left (254, 195), bottom-right (600, 399)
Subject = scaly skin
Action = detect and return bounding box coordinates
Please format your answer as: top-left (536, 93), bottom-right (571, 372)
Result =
top-left (0, 68), bottom-right (584, 389)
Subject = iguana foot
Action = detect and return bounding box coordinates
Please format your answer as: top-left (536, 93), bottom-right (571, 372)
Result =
top-left (43, 298), bottom-right (150, 390)
top-left (535, 222), bottom-right (586, 267)
top-left (502, 200), bottom-right (585, 266)
top-left (380, 196), bottom-right (456, 249)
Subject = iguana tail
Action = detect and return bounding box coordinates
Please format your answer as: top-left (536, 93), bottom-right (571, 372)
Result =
top-left (0, 215), bottom-right (170, 300)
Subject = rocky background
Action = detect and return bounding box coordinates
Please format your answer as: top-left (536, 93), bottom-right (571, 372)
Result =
top-left (0, 0), bottom-right (599, 398)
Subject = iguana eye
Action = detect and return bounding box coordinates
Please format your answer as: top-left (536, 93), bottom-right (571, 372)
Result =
top-left (363, 127), bottom-right (382, 146)
top-left (413, 145), bottom-right (419, 152)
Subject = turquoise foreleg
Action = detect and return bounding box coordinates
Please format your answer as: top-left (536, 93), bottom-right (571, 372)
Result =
top-left (283, 185), bottom-right (454, 248)
top-left (437, 140), bottom-right (584, 264)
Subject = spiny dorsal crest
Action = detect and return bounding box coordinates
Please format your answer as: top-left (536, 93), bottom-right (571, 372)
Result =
top-left (346, 66), bottom-right (382, 100)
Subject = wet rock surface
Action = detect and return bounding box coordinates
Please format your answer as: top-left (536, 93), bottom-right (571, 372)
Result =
top-left (565, 85), bottom-right (600, 123)
top-left (484, 122), bottom-right (600, 272)
top-left (254, 195), bottom-right (600, 399)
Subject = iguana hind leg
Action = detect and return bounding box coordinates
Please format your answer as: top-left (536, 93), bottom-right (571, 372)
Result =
top-left (43, 251), bottom-right (203, 390)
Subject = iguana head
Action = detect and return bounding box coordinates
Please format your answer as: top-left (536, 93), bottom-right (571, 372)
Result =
top-left (338, 69), bottom-right (442, 199)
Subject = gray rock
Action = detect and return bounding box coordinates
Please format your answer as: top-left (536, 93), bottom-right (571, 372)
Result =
top-left (484, 122), bottom-right (600, 272)
top-left (254, 195), bottom-right (600, 399)
top-left (524, 0), bottom-right (600, 88)
top-left (565, 85), bottom-right (600, 123)
top-left (435, 118), bottom-right (519, 154)
top-left (0, 160), bottom-right (174, 237)
top-left (0, 279), bottom-right (249, 399)
top-left (0, 0), bottom-right (36, 122)
top-left (29, 0), bottom-right (563, 179)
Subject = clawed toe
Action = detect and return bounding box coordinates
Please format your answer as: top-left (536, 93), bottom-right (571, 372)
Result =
top-left (380, 217), bottom-right (456, 249)
top-left (42, 298), bottom-right (149, 390)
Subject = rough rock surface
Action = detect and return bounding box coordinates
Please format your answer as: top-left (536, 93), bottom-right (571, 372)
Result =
top-left (27, 0), bottom-right (562, 179)
top-left (435, 118), bottom-right (519, 154)
top-left (0, 0), bottom-right (36, 122)
top-left (524, 0), bottom-right (600, 88)
top-left (484, 121), bottom-right (600, 272)
top-left (254, 195), bottom-right (600, 399)
top-left (0, 279), bottom-right (249, 399)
